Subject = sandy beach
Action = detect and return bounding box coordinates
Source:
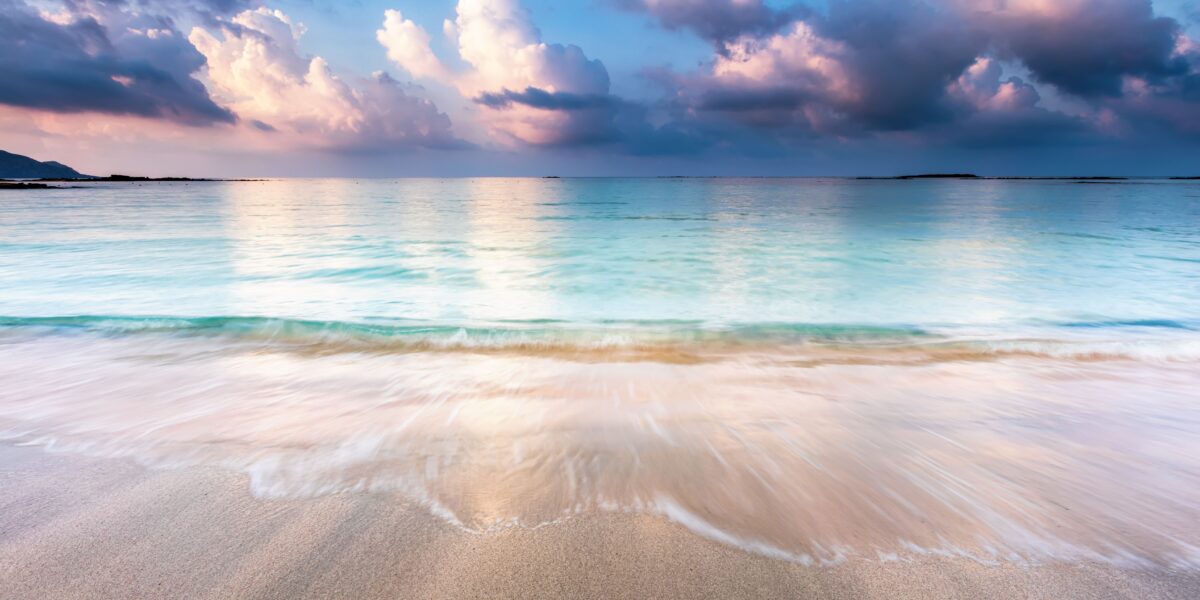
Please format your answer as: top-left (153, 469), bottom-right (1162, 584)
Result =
top-left (1, 444), bottom-right (1196, 600)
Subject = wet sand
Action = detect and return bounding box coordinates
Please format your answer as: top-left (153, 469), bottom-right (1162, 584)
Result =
top-left (2, 445), bottom-right (1198, 600)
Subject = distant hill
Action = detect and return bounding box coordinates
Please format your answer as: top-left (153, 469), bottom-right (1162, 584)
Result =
top-left (0, 150), bottom-right (91, 179)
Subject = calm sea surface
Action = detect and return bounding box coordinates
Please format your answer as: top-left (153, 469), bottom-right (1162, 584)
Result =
top-left (2, 178), bottom-right (1199, 565)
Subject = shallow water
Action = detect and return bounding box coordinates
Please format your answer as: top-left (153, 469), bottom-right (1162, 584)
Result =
top-left (2, 178), bottom-right (1199, 566)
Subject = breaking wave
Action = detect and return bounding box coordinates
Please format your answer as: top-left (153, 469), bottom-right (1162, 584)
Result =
top-left (2, 314), bottom-right (1200, 567)
top-left (2, 315), bottom-right (1199, 364)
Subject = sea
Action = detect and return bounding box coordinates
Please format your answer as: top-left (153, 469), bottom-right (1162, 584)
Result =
top-left (2, 177), bottom-right (1199, 566)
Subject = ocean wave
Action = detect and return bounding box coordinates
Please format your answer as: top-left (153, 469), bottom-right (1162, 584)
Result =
top-left (0, 315), bottom-right (930, 362)
top-left (1, 315), bottom-right (1199, 363)
top-left (1058, 319), bottom-right (1197, 330)
top-left (2, 323), bottom-right (1200, 568)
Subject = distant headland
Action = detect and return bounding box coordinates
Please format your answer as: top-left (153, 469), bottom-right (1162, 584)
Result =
top-left (0, 150), bottom-right (91, 179)
top-left (1, 150), bottom-right (227, 187)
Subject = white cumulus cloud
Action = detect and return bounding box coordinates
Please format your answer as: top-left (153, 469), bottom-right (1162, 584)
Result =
top-left (377, 0), bottom-right (617, 146)
top-left (191, 8), bottom-right (459, 150)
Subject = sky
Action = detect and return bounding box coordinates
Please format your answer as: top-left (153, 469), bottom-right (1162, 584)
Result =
top-left (2, 0), bottom-right (1200, 177)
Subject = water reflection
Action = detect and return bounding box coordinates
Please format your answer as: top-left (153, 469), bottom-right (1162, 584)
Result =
top-left (4, 178), bottom-right (1196, 324)
top-left (462, 178), bottom-right (562, 322)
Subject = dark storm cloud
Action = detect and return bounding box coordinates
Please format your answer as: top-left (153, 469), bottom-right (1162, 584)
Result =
top-left (965, 0), bottom-right (1200, 135)
top-left (989, 0), bottom-right (1188, 96)
top-left (475, 88), bottom-right (619, 111)
top-left (818, 0), bottom-right (987, 130)
top-left (613, 0), bottom-right (808, 44)
top-left (654, 0), bottom-right (992, 135)
top-left (695, 87), bottom-right (809, 116)
top-left (473, 86), bottom-right (708, 153)
top-left (932, 103), bottom-right (1091, 148)
top-left (1100, 69), bottom-right (1200, 135)
top-left (249, 119), bottom-right (277, 132)
top-left (0, 0), bottom-right (234, 125)
top-left (64, 0), bottom-right (253, 17)
top-left (631, 0), bottom-right (1200, 152)
top-left (473, 87), bottom-right (624, 146)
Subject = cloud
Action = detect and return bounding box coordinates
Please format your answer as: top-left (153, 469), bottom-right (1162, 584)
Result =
top-left (639, 0), bottom-right (1199, 149)
top-left (613, 0), bottom-right (807, 44)
top-left (937, 57), bottom-right (1090, 146)
top-left (191, 8), bottom-right (461, 151)
top-left (381, 0), bottom-right (1197, 154)
top-left (447, 0), bottom-right (610, 94)
top-left (475, 88), bottom-right (618, 111)
top-left (472, 87), bottom-right (637, 146)
top-left (377, 9), bottom-right (451, 81)
top-left (947, 58), bottom-right (1041, 114)
top-left (666, 2), bottom-right (989, 135)
top-left (8, 0), bottom-right (1198, 167)
top-left (380, 0), bottom-right (628, 146)
top-left (977, 0), bottom-right (1188, 96)
top-left (380, 0), bottom-right (707, 151)
top-left (962, 0), bottom-right (1200, 134)
top-left (0, 0), bottom-right (234, 125)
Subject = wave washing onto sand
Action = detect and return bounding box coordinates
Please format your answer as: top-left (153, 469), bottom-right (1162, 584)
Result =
top-left (2, 317), bottom-right (1200, 568)
top-left (3, 315), bottom-right (1200, 363)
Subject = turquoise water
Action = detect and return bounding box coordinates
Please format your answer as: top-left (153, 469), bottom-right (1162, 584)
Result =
top-left (2, 178), bottom-right (1198, 327)
top-left (2, 178), bottom-right (1199, 565)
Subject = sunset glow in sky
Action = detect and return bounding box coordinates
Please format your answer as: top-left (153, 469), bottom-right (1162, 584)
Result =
top-left (2, 0), bottom-right (1200, 176)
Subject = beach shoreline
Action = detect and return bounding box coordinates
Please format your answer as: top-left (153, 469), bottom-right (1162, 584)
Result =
top-left (2, 444), bottom-right (1197, 600)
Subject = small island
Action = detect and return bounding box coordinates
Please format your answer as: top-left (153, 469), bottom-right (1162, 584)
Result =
top-left (0, 182), bottom-right (52, 189)
top-left (859, 174), bottom-right (1133, 181)
top-left (897, 173), bottom-right (980, 179)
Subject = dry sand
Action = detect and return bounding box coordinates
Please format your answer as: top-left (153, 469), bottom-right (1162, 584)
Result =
top-left (2, 444), bottom-right (1198, 600)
